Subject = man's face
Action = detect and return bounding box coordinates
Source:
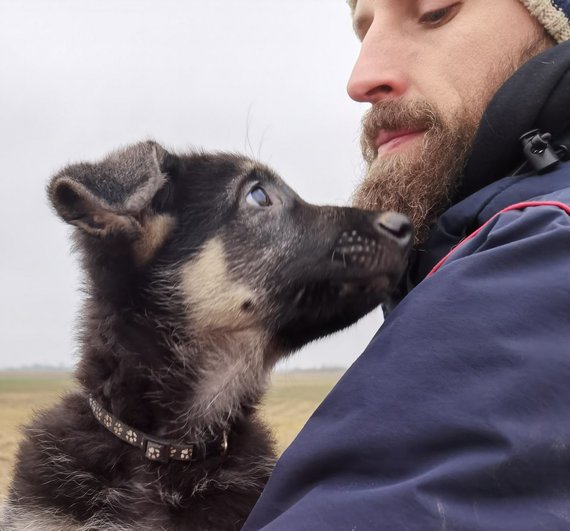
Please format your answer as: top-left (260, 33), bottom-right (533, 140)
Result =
top-left (348, 0), bottom-right (552, 243)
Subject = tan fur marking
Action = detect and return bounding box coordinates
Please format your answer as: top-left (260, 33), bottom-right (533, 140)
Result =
top-left (133, 214), bottom-right (176, 265)
top-left (181, 237), bottom-right (257, 331)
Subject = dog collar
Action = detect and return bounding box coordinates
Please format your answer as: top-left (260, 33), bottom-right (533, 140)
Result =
top-left (88, 395), bottom-right (229, 464)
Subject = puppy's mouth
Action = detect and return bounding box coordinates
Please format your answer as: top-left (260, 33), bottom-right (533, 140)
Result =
top-left (291, 275), bottom-right (392, 307)
top-left (274, 271), bottom-right (400, 351)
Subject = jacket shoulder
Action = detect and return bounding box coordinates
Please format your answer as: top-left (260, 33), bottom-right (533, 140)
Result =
top-left (430, 187), bottom-right (570, 277)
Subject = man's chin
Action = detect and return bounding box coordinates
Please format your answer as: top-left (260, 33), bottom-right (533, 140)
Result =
top-left (354, 138), bottom-right (466, 245)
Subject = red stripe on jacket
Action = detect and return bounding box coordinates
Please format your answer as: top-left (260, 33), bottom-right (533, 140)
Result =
top-left (427, 201), bottom-right (570, 278)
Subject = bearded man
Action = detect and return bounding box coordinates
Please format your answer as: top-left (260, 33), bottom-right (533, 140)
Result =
top-left (244, 1), bottom-right (570, 530)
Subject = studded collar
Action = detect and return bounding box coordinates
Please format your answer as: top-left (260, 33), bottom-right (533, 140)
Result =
top-left (88, 395), bottom-right (229, 464)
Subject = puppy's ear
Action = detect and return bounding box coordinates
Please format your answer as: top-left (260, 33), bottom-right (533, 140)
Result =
top-left (48, 141), bottom-right (170, 240)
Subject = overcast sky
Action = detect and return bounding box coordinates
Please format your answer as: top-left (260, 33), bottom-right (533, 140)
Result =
top-left (0, 0), bottom-right (386, 370)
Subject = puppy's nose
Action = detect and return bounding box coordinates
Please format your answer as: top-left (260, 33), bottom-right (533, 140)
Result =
top-left (375, 211), bottom-right (413, 247)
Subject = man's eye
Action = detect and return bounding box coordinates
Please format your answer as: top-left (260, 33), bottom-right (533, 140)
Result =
top-left (419, 4), bottom-right (459, 26)
top-left (246, 186), bottom-right (272, 208)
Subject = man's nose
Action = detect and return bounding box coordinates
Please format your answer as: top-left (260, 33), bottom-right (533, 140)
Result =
top-left (347, 29), bottom-right (410, 103)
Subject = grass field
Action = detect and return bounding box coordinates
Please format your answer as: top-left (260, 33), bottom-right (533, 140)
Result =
top-left (0, 369), bottom-right (343, 499)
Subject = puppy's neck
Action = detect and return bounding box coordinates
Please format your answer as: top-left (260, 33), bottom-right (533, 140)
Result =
top-left (76, 299), bottom-right (274, 444)
top-left (177, 328), bottom-right (271, 435)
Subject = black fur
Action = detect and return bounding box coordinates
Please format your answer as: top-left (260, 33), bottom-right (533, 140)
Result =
top-left (4, 141), bottom-right (411, 530)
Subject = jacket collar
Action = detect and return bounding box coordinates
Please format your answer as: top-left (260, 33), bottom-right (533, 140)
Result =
top-left (401, 41), bottom-right (570, 297)
top-left (456, 40), bottom-right (570, 202)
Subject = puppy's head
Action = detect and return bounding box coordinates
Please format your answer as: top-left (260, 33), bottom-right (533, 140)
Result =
top-left (49, 141), bottom-right (411, 361)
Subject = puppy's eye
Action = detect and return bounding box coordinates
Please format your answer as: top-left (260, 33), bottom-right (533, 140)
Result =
top-left (246, 186), bottom-right (272, 208)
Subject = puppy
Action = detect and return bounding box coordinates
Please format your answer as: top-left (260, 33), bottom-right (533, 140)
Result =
top-left (3, 141), bottom-right (411, 530)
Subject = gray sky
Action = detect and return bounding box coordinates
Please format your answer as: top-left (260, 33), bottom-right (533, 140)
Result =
top-left (0, 0), bottom-right (385, 370)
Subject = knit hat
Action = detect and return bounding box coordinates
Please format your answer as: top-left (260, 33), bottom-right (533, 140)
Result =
top-left (519, 0), bottom-right (570, 42)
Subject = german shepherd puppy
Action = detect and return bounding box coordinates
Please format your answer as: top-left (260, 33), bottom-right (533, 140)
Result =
top-left (3, 141), bottom-right (411, 530)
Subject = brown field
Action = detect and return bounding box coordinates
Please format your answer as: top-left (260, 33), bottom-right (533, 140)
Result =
top-left (0, 369), bottom-right (343, 499)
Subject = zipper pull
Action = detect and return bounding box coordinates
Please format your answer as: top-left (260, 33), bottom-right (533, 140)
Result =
top-left (519, 129), bottom-right (560, 173)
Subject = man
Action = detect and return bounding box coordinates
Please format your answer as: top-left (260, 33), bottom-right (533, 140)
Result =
top-left (244, 0), bottom-right (570, 529)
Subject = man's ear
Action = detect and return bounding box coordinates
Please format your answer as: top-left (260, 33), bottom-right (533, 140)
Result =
top-left (48, 141), bottom-right (170, 240)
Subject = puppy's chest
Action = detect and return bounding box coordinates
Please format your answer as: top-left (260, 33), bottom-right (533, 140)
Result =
top-left (121, 458), bottom-right (266, 529)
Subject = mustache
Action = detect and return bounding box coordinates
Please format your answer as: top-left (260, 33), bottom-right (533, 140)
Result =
top-left (361, 99), bottom-right (445, 160)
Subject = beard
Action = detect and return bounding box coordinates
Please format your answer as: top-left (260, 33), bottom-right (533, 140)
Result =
top-left (353, 99), bottom-right (478, 244)
top-left (352, 33), bottom-right (553, 245)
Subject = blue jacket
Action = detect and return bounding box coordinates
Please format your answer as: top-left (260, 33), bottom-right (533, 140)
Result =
top-left (244, 42), bottom-right (570, 530)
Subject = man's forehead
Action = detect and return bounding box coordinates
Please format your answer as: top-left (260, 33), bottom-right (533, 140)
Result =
top-left (347, 0), bottom-right (357, 12)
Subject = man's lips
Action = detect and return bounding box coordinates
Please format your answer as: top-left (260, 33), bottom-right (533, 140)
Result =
top-left (375, 129), bottom-right (426, 155)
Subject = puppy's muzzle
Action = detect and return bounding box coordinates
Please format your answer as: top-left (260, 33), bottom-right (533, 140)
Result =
top-left (333, 211), bottom-right (412, 270)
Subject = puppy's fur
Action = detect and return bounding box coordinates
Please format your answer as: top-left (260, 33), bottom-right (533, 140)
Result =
top-left (3, 141), bottom-right (410, 530)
